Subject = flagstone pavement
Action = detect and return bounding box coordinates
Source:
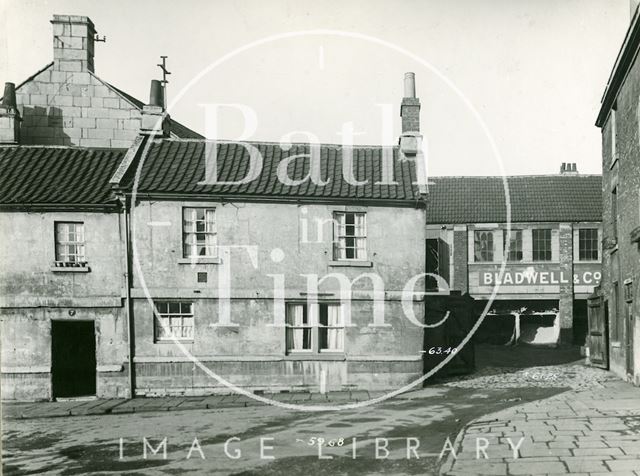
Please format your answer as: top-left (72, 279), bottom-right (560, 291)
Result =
top-left (440, 378), bottom-right (640, 475)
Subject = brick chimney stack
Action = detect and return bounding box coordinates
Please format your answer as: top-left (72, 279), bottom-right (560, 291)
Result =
top-left (51, 15), bottom-right (96, 73)
top-left (400, 72), bottom-right (421, 155)
top-left (0, 82), bottom-right (21, 144)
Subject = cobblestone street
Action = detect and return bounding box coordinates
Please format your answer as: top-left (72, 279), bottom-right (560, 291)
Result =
top-left (2, 345), bottom-right (639, 475)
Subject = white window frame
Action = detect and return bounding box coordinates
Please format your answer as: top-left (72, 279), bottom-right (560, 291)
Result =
top-left (333, 212), bottom-right (367, 261)
top-left (578, 228), bottom-right (599, 261)
top-left (474, 230), bottom-right (494, 262)
top-left (182, 207), bottom-right (217, 258)
top-left (532, 228), bottom-right (552, 261)
top-left (55, 222), bottom-right (86, 264)
top-left (285, 302), bottom-right (345, 354)
top-left (154, 301), bottom-right (195, 342)
top-left (503, 229), bottom-right (523, 262)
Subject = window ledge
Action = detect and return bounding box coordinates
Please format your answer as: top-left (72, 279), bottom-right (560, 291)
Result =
top-left (50, 265), bottom-right (90, 273)
top-left (329, 260), bottom-right (373, 268)
top-left (284, 353), bottom-right (346, 361)
top-left (177, 257), bottom-right (222, 265)
top-left (154, 340), bottom-right (195, 344)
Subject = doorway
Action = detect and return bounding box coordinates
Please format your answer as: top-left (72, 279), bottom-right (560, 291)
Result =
top-left (51, 320), bottom-right (96, 399)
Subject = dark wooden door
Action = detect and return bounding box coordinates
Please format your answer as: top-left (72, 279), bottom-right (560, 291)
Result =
top-left (423, 293), bottom-right (475, 378)
top-left (51, 320), bottom-right (96, 398)
top-left (587, 294), bottom-right (609, 369)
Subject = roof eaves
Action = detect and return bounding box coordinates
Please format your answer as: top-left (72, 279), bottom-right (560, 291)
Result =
top-left (96, 75), bottom-right (145, 110)
top-left (0, 203), bottom-right (120, 212)
top-left (596, 7), bottom-right (640, 127)
top-left (161, 137), bottom-right (401, 149)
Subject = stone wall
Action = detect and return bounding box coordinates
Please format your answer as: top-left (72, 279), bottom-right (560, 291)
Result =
top-left (15, 67), bottom-right (142, 148)
top-left (600, 48), bottom-right (640, 384)
top-left (0, 211), bottom-right (129, 400)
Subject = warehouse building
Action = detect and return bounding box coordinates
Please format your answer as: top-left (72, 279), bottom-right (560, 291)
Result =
top-left (424, 168), bottom-right (603, 347)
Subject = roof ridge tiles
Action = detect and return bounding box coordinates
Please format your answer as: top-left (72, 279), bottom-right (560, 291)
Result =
top-left (163, 137), bottom-right (401, 149)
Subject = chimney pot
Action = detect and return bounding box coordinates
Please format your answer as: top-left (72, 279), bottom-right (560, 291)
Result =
top-left (559, 162), bottom-right (579, 175)
top-left (149, 80), bottom-right (165, 109)
top-left (404, 72), bottom-right (416, 98)
top-left (140, 80), bottom-right (170, 137)
top-left (0, 82), bottom-right (21, 144)
top-left (2, 83), bottom-right (17, 109)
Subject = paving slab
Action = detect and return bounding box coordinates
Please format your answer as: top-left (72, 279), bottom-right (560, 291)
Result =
top-left (442, 367), bottom-right (640, 475)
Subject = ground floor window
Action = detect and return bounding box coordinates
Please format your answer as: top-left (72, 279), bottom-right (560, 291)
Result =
top-left (286, 302), bottom-right (344, 353)
top-left (154, 301), bottom-right (194, 341)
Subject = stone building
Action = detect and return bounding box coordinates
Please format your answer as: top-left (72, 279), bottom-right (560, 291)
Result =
top-left (103, 71), bottom-right (427, 396)
top-left (1, 15), bottom-right (201, 148)
top-left (0, 146), bottom-right (129, 400)
top-left (424, 169), bottom-right (602, 347)
top-left (0, 14), bottom-right (428, 399)
top-left (594, 6), bottom-right (640, 385)
top-left (0, 14), bottom-right (200, 400)
top-left (109, 138), bottom-right (426, 396)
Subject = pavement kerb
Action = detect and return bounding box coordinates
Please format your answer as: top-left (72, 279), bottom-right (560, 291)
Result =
top-left (437, 388), bottom-right (572, 475)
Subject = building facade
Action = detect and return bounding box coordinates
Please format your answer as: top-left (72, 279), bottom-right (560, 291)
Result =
top-left (424, 171), bottom-right (603, 347)
top-left (0, 14), bottom-right (429, 400)
top-left (0, 15), bottom-right (202, 401)
top-left (109, 137), bottom-right (426, 396)
top-left (595, 8), bottom-right (640, 385)
top-left (0, 147), bottom-right (130, 400)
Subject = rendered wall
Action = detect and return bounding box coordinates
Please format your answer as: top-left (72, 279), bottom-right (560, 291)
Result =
top-left (0, 211), bottom-right (128, 400)
top-left (129, 201), bottom-right (426, 395)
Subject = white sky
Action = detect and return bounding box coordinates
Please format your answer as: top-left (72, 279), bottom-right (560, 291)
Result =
top-left (0, 0), bottom-right (631, 176)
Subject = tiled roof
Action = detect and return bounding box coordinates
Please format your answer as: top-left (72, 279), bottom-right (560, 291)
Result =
top-left (0, 146), bottom-right (125, 208)
top-left (121, 139), bottom-right (420, 203)
top-left (425, 175), bottom-right (602, 224)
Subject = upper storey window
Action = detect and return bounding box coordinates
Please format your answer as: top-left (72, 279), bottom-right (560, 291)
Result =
top-left (183, 208), bottom-right (217, 258)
